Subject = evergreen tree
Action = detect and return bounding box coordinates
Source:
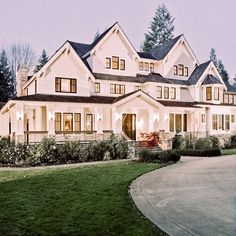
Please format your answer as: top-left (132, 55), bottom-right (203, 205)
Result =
top-left (93, 30), bottom-right (100, 41)
top-left (34, 50), bottom-right (49, 73)
top-left (141, 4), bottom-right (175, 52)
top-left (0, 50), bottom-right (14, 102)
top-left (209, 48), bottom-right (229, 83)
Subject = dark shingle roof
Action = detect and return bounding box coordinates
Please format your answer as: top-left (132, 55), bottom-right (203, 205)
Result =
top-left (137, 52), bottom-right (156, 60)
top-left (0, 102), bottom-right (6, 109)
top-left (13, 94), bottom-right (117, 104)
top-left (201, 74), bottom-right (222, 85)
top-left (156, 100), bottom-right (201, 108)
top-left (187, 61), bottom-right (211, 85)
top-left (225, 82), bottom-right (236, 93)
top-left (149, 35), bottom-right (183, 60)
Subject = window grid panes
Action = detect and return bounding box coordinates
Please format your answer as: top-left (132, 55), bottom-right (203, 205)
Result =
top-left (157, 86), bottom-right (162, 98)
top-left (164, 87), bottom-right (169, 99)
top-left (95, 82), bottom-right (100, 93)
top-left (112, 56), bottom-right (119, 69)
top-left (206, 87), bottom-right (212, 100)
top-left (170, 87), bottom-right (176, 99)
top-left (120, 59), bottom-right (125, 70)
top-left (106, 57), bottom-right (111, 69)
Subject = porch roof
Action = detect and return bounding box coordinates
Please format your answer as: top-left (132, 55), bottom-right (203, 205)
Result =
top-left (156, 100), bottom-right (201, 108)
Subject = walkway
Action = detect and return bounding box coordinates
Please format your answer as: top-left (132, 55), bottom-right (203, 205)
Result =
top-left (130, 156), bottom-right (236, 236)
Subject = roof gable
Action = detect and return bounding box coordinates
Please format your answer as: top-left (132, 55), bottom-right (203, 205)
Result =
top-left (201, 74), bottom-right (222, 85)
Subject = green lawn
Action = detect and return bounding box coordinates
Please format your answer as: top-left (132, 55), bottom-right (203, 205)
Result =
top-left (221, 148), bottom-right (236, 155)
top-left (0, 162), bottom-right (166, 236)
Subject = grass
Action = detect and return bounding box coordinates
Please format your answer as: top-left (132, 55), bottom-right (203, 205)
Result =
top-left (221, 148), bottom-right (236, 155)
top-left (0, 161), bottom-right (166, 236)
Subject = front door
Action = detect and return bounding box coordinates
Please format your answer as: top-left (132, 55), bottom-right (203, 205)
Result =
top-left (122, 114), bottom-right (136, 140)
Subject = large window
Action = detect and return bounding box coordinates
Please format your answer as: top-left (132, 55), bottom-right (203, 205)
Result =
top-left (218, 114), bottom-right (224, 130)
top-left (95, 82), bottom-right (100, 93)
top-left (55, 78), bottom-right (77, 93)
top-left (164, 87), bottom-right (169, 99)
top-left (214, 87), bottom-right (219, 100)
top-left (212, 114), bottom-right (217, 130)
top-left (106, 57), bottom-right (111, 69)
top-left (120, 59), bottom-right (125, 70)
top-left (206, 87), bottom-right (212, 100)
top-left (110, 84), bottom-right (125, 94)
top-left (112, 56), bottom-right (119, 69)
top-left (225, 115), bottom-right (230, 130)
top-left (229, 94), bottom-right (234, 104)
top-left (170, 87), bottom-right (176, 99)
top-left (74, 113), bottom-right (81, 131)
top-left (224, 94), bottom-right (229, 104)
top-left (55, 113), bottom-right (62, 132)
top-left (212, 114), bottom-right (232, 130)
top-left (157, 86), bottom-right (162, 98)
top-left (86, 114), bottom-right (93, 131)
top-left (63, 113), bottom-right (73, 131)
top-left (231, 114), bottom-right (235, 123)
top-left (169, 113), bottom-right (187, 132)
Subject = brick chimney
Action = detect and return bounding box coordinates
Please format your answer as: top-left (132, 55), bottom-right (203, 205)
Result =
top-left (16, 67), bottom-right (28, 97)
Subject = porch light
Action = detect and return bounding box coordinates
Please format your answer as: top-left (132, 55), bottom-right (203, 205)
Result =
top-left (97, 113), bottom-right (102, 121)
top-left (164, 114), bottom-right (169, 121)
top-left (48, 112), bottom-right (54, 121)
top-left (16, 111), bottom-right (23, 120)
top-left (137, 119), bottom-right (143, 129)
top-left (116, 112), bottom-right (122, 121)
top-left (154, 113), bottom-right (159, 121)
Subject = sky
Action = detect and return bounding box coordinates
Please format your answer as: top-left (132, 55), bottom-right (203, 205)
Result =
top-left (0, 0), bottom-right (235, 79)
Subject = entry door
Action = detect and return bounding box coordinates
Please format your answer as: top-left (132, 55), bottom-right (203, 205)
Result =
top-left (122, 114), bottom-right (136, 140)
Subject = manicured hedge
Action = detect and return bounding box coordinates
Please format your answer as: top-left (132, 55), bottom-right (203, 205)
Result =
top-left (175, 147), bottom-right (221, 157)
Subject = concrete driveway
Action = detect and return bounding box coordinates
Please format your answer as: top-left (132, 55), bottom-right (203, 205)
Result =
top-left (130, 156), bottom-right (236, 236)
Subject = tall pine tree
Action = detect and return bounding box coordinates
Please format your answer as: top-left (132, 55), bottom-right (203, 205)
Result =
top-left (209, 48), bottom-right (229, 83)
top-left (141, 4), bottom-right (175, 52)
top-left (34, 50), bottom-right (49, 73)
top-left (0, 50), bottom-right (14, 102)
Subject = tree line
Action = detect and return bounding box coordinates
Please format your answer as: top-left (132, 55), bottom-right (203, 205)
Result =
top-left (0, 44), bottom-right (48, 102)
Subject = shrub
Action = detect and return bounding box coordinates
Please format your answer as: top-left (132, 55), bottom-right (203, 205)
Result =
top-left (138, 148), bottom-right (159, 162)
top-left (209, 136), bottom-right (220, 148)
top-left (103, 151), bottom-right (111, 161)
top-left (230, 135), bottom-right (236, 148)
top-left (158, 150), bottom-right (181, 163)
top-left (172, 134), bottom-right (184, 149)
top-left (175, 147), bottom-right (221, 157)
top-left (195, 137), bottom-right (213, 149)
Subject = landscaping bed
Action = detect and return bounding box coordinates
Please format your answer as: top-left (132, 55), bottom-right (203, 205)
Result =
top-left (0, 161), bottom-right (166, 236)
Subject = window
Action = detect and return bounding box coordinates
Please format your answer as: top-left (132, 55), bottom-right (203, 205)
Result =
top-left (106, 57), bottom-right (111, 69)
top-left (35, 80), bottom-right (37, 94)
top-left (63, 113), bottom-right (73, 131)
top-left (225, 114), bottom-right (230, 130)
top-left (144, 62), bottom-right (149, 71)
top-left (178, 64), bottom-right (184, 76)
top-left (231, 114), bottom-right (235, 123)
top-left (55, 78), bottom-right (77, 93)
top-left (224, 94), bottom-right (229, 104)
top-left (164, 87), bottom-right (169, 99)
top-left (55, 113), bottom-right (61, 132)
top-left (206, 87), bottom-right (212, 100)
top-left (112, 56), bottom-right (119, 69)
top-left (157, 86), bottom-right (162, 99)
top-left (134, 86), bottom-right (140, 91)
top-left (74, 113), bottom-right (81, 131)
top-left (175, 114), bottom-right (182, 132)
top-left (95, 82), bottom-right (100, 93)
top-left (169, 113), bottom-right (174, 132)
top-left (201, 114), bottom-right (205, 123)
top-left (86, 114), bottom-right (93, 131)
top-left (183, 114), bottom-right (187, 132)
top-left (214, 87), bottom-right (219, 100)
top-left (184, 67), bottom-right (188, 77)
top-left (234, 95), bottom-right (236, 105)
top-left (170, 87), bottom-right (176, 99)
top-left (218, 114), bottom-right (224, 130)
top-left (120, 59), bottom-right (125, 70)
top-left (150, 63), bottom-right (154, 72)
top-left (110, 84), bottom-right (125, 94)
top-left (139, 62), bottom-right (143, 71)
top-left (229, 95), bottom-right (234, 104)
top-left (212, 114), bottom-right (217, 130)
top-left (174, 65), bottom-right (178, 75)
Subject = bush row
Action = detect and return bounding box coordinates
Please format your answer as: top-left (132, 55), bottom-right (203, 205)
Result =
top-left (175, 147), bottom-right (221, 157)
top-left (0, 134), bottom-right (129, 166)
top-left (138, 149), bottom-right (181, 163)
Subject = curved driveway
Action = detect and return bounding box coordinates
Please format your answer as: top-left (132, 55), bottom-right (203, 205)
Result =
top-left (130, 156), bottom-right (236, 236)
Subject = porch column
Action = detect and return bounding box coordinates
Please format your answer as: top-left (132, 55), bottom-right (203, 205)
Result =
top-left (15, 103), bottom-right (24, 143)
top-left (111, 107), bottom-right (117, 133)
top-left (94, 107), bottom-right (103, 134)
top-left (47, 105), bottom-right (55, 136)
top-left (35, 107), bottom-right (42, 131)
top-left (148, 109), bottom-right (154, 132)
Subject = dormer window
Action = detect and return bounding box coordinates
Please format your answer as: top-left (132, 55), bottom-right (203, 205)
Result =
top-left (150, 63), bottom-right (154, 72)
top-left (170, 87), bottom-right (176, 99)
top-left (106, 57), bottom-right (111, 69)
top-left (206, 87), bottom-right (212, 100)
top-left (174, 65), bottom-right (178, 75)
top-left (164, 87), bottom-right (169, 99)
top-left (144, 62), bottom-right (149, 71)
top-left (214, 87), bottom-right (219, 100)
top-left (178, 64), bottom-right (184, 76)
top-left (139, 62), bottom-right (143, 71)
top-left (184, 67), bottom-right (188, 77)
top-left (112, 56), bottom-right (119, 69)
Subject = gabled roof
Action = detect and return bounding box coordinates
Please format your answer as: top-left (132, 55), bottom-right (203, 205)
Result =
top-left (137, 52), bottom-right (156, 60)
top-left (225, 82), bottom-right (236, 93)
top-left (187, 61), bottom-right (211, 85)
top-left (149, 35), bottom-right (183, 60)
top-left (201, 74), bottom-right (222, 85)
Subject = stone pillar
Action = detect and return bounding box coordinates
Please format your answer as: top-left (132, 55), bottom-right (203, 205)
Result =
top-left (16, 67), bottom-right (28, 97)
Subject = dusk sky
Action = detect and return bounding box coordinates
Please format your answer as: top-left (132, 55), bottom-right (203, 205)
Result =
top-left (0, 0), bottom-right (235, 79)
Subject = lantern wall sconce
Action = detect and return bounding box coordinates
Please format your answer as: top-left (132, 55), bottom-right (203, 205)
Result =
top-left (16, 111), bottom-right (23, 121)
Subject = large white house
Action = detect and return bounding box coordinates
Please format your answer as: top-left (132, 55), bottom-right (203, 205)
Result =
top-left (0, 22), bottom-right (236, 148)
